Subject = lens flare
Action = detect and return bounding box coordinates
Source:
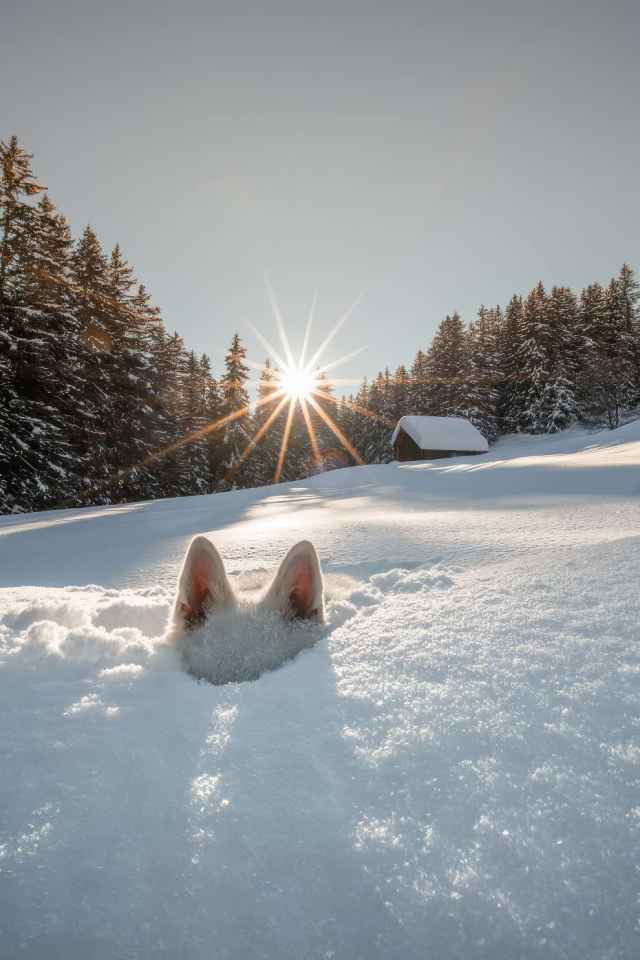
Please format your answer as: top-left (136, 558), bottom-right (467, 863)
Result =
top-left (111, 288), bottom-right (381, 493)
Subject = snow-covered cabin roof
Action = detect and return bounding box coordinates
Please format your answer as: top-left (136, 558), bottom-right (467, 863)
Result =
top-left (391, 415), bottom-right (489, 452)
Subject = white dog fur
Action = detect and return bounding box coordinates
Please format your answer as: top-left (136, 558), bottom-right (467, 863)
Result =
top-left (167, 536), bottom-right (325, 684)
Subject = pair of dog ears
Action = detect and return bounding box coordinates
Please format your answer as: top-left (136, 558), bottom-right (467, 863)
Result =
top-left (175, 536), bottom-right (325, 626)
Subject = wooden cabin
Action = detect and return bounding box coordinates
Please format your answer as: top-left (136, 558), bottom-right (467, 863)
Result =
top-left (391, 415), bottom-right (489, 461)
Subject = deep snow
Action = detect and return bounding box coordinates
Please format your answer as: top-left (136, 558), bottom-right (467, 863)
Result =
top-left (1, 422), bottom-right (639, 959)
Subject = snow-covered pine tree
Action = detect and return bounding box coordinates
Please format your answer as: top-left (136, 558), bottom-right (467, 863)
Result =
top-left (516, 283), bottom-right (550, 434)
top-left (409, 349), bottom-right (430, 414)
top-left (342, 377), bottom-right (370, 465)
top-left (177, 350), bottom-right (210, 495)
top-left (576, 272), bottom-right (638, 428)
top-left (538, 286), bottom-right (578, 433)
top-left (244, 357), bottom-right (282, 487)
top-left (306, 369), bottom-right (335, 472)
top-left (219, 333), bottom-right (251, 488)
top-left (0, 136), bottom-right (44, 305)
top-left (147, 329), bottom-right (189, 496)
top-left (332, 394), bottom-right (356, 469)
top-left (465, 305), bottom-right (500, 440)
top-left (103, 243), bottom-right (159, 501)
top-left (575, 282), bottom-right (605, 422)
top-left (496, 295), bottom-right (524, 433)
top-left (202, 361), bottom-right (224, 492)
top-left (361, 372), bottom-right (393, 462)
top-left (0, 139), bottom-right (80, 511)
top-left (0, 344), bottom-right (14, 512)
top-left (600, 273), bottom-right (637, 426)
top-left (278, 397), bottom-right (309, 484)
top-left (616, 263), bottom-right (640, 407)
top-left (69, 225), bottom-right (114, 501)
top-left (128, 282), bottom-right (174, 496)
top-left (329, 390), bottom-right (359, 468)
top-left (16, 194), bottom-right (93, 507)
top-left (71, 226), bottom-right (112, 345)
top-left (390, 364), bottom-right (410, 422)
top-left (425, 312), bottom-right (468, 416)
top-left (107, 248), bottom-right (179, 503)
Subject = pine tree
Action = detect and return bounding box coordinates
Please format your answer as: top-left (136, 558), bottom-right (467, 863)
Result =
top-left (515, 283), bottom-right (550, 434)
top-left (576, 282), bottom-right (606, 422)
top-left (278, 398), bottom-right (309, 484)
top-left (616, 263), bottom-right (640, 405)
top-left (409, 349), bottom-right (430, 414)
top-left (497, 295), bottom-right (524, 433)
top-left (0, 139), bottom-right (80, 511)
top-left (0, 343), bottom-right (14, 511)
top-left (361, 371), bottom-right (393, 462)
top-left (390, 364), bottom-right (410, 422)
top-left (131, 283), bottom-right (173, 495)
top-left (71, 225), bottom-right (111, 343)
top-left (0, 136), bottom-right (45, 305)
top-left (249, 357), bottom-right (285, 486)
top-left (203, 359), bottom-right (224, 492)
top-left (219, 333), bottom-right (251, 487)
top-left (425, 312), bottom-right (468, 416)
top-left (330, 391), bottom-right (360, 468)
top-left (148, 329), bottom-right (188, 496)
top-left (465, 306), bottom-right (500, 439)
top-left (105, 244), bottom-right (169, 501)
top-left (539, 286), bottom-right (578, 433)
top-left (177, 351), bottom-right (210, 495)
top-left (306, 369), bottom-right (336, 473)
top-left (600, 274), bottom-right (637, 426)
top-left (339, 379), bottom-right (370, 466)
top-left (17, 195), bottom-right (91, 505)
top-left (69, 225), bottom-right (113, 500)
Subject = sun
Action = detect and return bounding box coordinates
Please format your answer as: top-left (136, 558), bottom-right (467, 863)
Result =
top-left (278, 365), bottom-right (317, 400)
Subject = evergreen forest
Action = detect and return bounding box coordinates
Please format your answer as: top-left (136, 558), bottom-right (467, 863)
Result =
top-left (1, 136), bottom-right (639, 514)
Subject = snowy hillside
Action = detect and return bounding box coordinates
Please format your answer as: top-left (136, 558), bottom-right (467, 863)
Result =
top-left (1, 422), bottom-right (639, 959)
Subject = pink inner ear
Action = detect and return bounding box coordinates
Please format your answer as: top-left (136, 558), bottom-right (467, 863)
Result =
top-left (193, 571), bottom-right (210, 603)
top-left (289, 560), bottom-right (313, 618)
top-left (190, 568), bottom-right (213, 613)
top-left (183, 553), bottom-right (218, 624)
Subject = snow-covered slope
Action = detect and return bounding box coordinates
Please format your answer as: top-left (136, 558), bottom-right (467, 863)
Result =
top-left (1, 422), bottom-right (639, 959)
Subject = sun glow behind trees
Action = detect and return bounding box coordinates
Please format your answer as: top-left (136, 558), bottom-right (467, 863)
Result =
top-left (239, 288), bottom-right (368, 482)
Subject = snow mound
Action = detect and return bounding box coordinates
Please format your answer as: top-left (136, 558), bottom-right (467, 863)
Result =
top-left (0, 587), bottom-right (172, 673)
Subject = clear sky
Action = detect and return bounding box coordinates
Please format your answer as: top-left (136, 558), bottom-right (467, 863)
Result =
top-left (2, 0), bottom-right (639, 389)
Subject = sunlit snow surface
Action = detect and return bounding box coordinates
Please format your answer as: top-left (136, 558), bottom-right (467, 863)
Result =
top-left (1, 423), bottom-right (640, 959)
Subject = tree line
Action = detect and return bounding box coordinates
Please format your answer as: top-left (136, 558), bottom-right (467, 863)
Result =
top-left (0, 136), bottom-right (338, 513)
top-left (341, 267), bottom-right (640, 464)
top-left (1, 135), bottom-right (639, 514)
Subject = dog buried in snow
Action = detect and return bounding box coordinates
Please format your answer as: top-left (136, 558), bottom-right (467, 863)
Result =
top-left (167, 536), bottom-right (325, 684)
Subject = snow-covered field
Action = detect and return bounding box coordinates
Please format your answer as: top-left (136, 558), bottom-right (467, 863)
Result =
top-left (1, 423), bottom-right (639, 959)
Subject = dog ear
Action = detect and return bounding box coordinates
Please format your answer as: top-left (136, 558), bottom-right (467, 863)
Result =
top-left (261, 540), bottom-right (325, 622)
top-left (174, 536), bottom-right (236, 626)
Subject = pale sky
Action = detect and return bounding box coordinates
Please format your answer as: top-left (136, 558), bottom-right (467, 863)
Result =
top-left (2, 0), bottom-right (639, 389)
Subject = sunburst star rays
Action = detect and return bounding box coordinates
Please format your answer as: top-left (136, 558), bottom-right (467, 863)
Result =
top-left (113, 292), bottom-right (388, 489)
top-left (230, 290), bottom-right (371, 481)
